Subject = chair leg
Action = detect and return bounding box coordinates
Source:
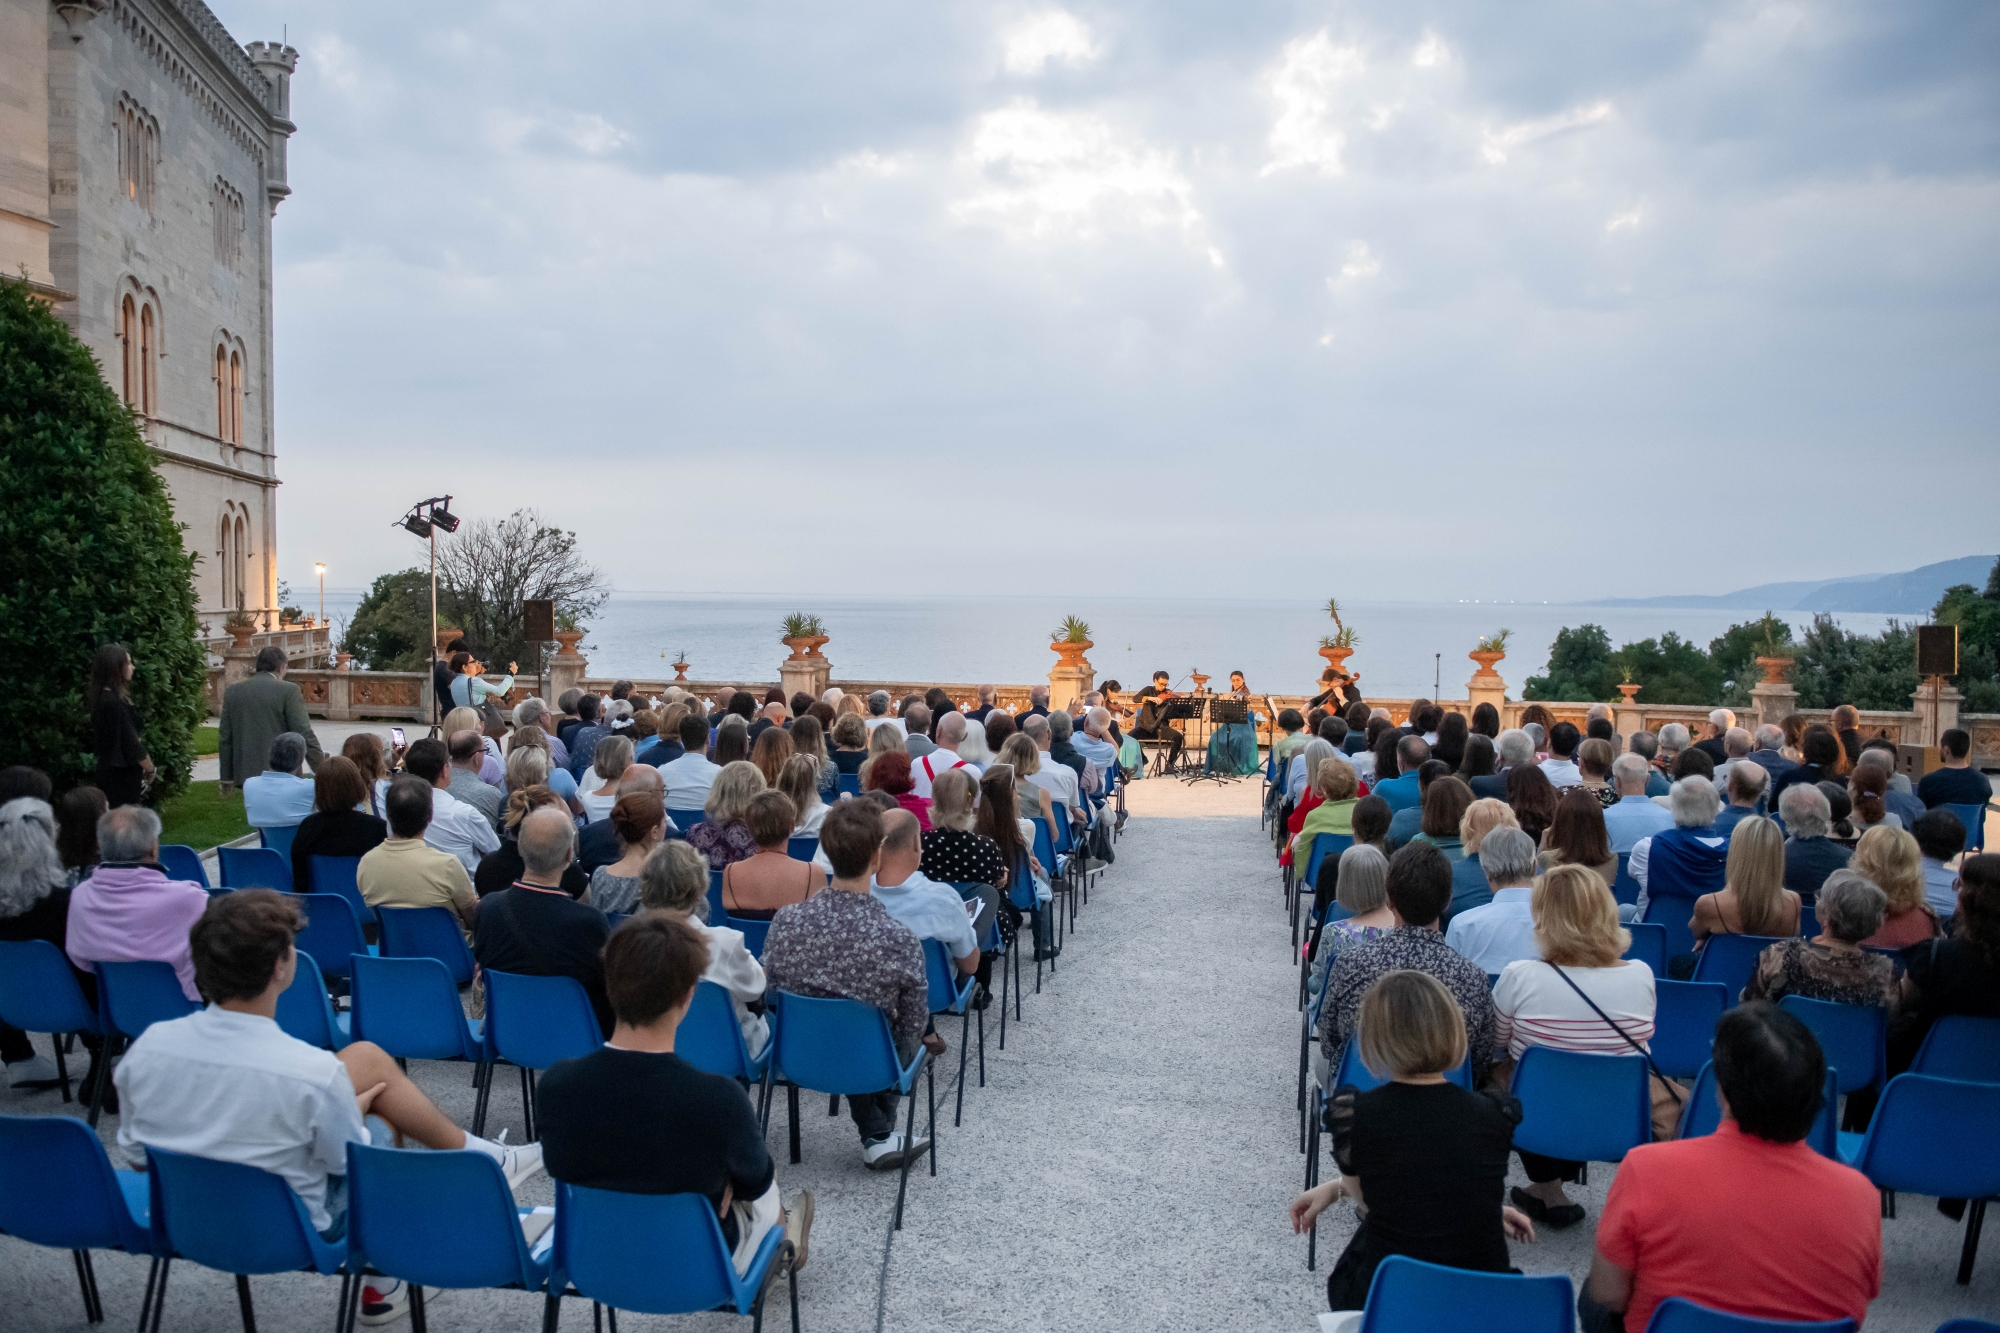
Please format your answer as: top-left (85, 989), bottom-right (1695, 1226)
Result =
top-left (955, 1006), bottom-right (971, 1128)
top-left (147, 1257), bottom-right (171, 1333)
top-left (87, 1033), bottom-right (121, 1130)
top-left (998, 951), bottom-right (1010, 1050)
top-left (787, 1084), bottom-right (801, 1165)
top-left (409, 1284), bottom-right (426, 1333)
top-left (927, 1061), bottom-right (938, 1177)
top-left (137, 1257), bottom-right (160, 1333)
top-left (893, 1079), bottom-right (919, 1230)
top-left (607, 1306), bottom-right (618, 1333)
top-left (788, 1257), bottom-right (800, 1333)
top-left (1959, 1197), bottom-right (1986, 1285)
top-left (1012, 939), bottom-right (1023, 1020)
top-left (519, 1067), bottom-right (535, 1142)
top-left (541, 1294), bottom-right (561, 1333)
top-left (54, 1035), bottom-right (73, 1104)
top-left (472, 1063), bottom-right (492, 1137)
top-left (828, 1094), bottom-right (839, 1117)
top-left (337, 1274), bottom-right (358, 1333)
top-left (235, 1273), bottom-right (257, 1333)
top-left (71, 1250), bottom-right (102, 1323)
top-left (976, 994), bottom-right (986, 1086)
top-left (592, 1300), bottom-right (602, 1333)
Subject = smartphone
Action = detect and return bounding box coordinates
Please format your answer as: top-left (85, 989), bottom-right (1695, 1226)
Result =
top-left (390, 727), bottom-right (406, 749)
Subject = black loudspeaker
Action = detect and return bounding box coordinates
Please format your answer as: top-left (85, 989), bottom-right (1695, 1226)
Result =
top-left (523, 599), bottom-right (554, 644)
top-left (1916, 624), bottom-right (1959, 677)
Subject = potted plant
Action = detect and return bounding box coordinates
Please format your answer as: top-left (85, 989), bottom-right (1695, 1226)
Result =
top-left (1318, 598), bottom-right (1359, 673)
top-left (782, 613), bottom-right (828, 660)
top-left (1050, 615), bottom-right (1093, 668)
top-left (1752, 612), bottom-right (1795, 685)
top-left (552, 608), bottom-right (585, 659)
top-left (223, 608), bottom-right (259, 648)
top-left (1470, 628), bottom-right (1511, 678)
top-left (671, 650), bottom-right (690, 682)
top-left (1616, 662), bottom-right (1641, 704)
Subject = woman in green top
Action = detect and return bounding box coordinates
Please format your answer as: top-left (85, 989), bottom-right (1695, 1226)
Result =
top-left (1409, 776), bottom-right (1475, 862)
top-left (1293, 755), bottom-right (1362, 874)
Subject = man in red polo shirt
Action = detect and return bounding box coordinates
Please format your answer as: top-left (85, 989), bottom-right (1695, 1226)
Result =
top-left (1581, 1002), bottom-right (1881, 1332)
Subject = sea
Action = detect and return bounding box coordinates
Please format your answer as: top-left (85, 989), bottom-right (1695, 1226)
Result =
top-left (307, 590), bottom-right (1914, 699)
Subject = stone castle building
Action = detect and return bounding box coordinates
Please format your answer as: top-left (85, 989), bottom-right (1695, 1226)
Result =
top-left (1, 0), bottom-right (297, 627)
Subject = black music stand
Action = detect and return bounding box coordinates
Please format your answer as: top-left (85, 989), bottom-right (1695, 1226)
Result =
top-left (1187, 697), bottom-right (1252, 785)
top-left (1142, 699), bottom-right (1201, 779)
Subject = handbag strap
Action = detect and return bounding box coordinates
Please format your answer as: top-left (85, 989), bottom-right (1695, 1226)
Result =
top-left (1545, 962), bottom-right (1683, 1104)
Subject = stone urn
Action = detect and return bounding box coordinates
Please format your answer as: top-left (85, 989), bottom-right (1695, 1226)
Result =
top-left (336, 652), bottom-right (353, 671)
top-left (1468, 650), bottom-right (1505, 680)
top-left (672, 660), bottom-right (690, 682)
top-left (553, 630), bottom-right (585, 659)
top-left (225, 621), bottom-right (257, 649)
top-left (784, 634), bottom-right (830, 661)
top-left (1190, 670), bottom-right (1210, 692)
top-left (1617, 683), bottom-right (1642, 704)
top-left (1755, 655), bottom-right (1795, 686)
top-left (1051, 638), bottom-right (1094, 669)
top-left (1318, 645), bottom-right (1354, 676)
top-left (435, 626), bottom-right (463, 654)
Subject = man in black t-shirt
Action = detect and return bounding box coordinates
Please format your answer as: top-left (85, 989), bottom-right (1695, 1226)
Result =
top-left (1131, 670), bottom-right (1184, 769)
top-left (471, 808), bottom-right (614, 1035)
top-left (1917, 728), bottom-right (1994, 818)
top-left (538, 913), bottom-right (813, 1271)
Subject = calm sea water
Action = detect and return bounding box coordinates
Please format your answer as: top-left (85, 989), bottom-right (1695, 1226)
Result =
top-left (315, 590), bottom-right (1907, 699)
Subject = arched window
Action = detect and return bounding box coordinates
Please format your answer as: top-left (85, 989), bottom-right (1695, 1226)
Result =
top-left (233, 515), bottom-right (248, 610)
top-left (214, 344), bottom-right (228, 439)
top-left (218, 514), bottom-right (234, 607)
top-left (228, 349), bottom-right (243, 444)
top-left (138, 303), bottom-right (155, 416)
top-left (117, 98), bottom-right (157, 214)
top-left (120, 296), bottom-right (138, 406)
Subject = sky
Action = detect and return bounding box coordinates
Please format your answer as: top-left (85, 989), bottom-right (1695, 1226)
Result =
top-left (208, 0), bottom-right (2000, 605)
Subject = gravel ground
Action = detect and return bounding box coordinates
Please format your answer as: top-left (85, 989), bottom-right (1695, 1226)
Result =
top-left (2, 773), bottom-right (1991, 1331)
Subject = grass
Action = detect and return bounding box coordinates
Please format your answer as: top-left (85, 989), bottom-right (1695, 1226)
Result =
top-left (157, 780), bottom-right (251, 852)
top-left (192, 724), bottom-right (219, 756)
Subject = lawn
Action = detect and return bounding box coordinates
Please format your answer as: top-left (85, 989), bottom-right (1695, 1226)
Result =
top-left (192, 724), bottom-right (219, 756)
top-left (156, 780), bottom-right (251, 851)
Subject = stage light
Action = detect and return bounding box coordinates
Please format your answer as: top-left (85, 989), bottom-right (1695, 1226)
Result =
top-left (430, 505), bottom-right (460, 533)
top-left (402, 513), bottom-right (433, 538)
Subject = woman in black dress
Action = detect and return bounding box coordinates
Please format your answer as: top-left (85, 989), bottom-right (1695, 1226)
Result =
top-left (1290, 970), bottom-right (1535, 1311)
top-left (88, 643), bottom-right (151, 808)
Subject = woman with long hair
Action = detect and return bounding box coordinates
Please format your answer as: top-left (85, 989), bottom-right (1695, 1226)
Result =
top-left (997, 735), bottom-right (1059, 837)
top-left (1888, 853), bottom-right (2000, 1074)
top-left (342, 732), bottom-right (393, 817)
top-left (1848, 765), bottom-right (1898, 833)
top-left (1830, 704), bottom-right (1862, 771)
top-left (788, 713), bottom-right (839, 800)
top-left (750, 725), bottom-right (795, 790)
top-left (1852, 825), bottom-right (1939, 949)
top-left (1432, 713), bottom-right (1469, 771)
top-left (53, 787), bottom-right (108, 884)
top-left (88, 643), bottom-right (151, 807)
top-left (1690, 816), bottom-right (1800, 945)
top-left (1369, 728), bottom-right (1401, 798)
top-left (1538, 788), bottom-right (1618, 891)
top-left (1410, 777), bottom-right (1475, 862)
top-left (690, 760), bottom-right (766, 869)
top-left (777, 754), bottom-right (829, 836)
top-left (1456, 733), bottom-right (1498, 783)
top-left (857, 721), bottom-right (907, 790)
top-left (712, 717), bottom-right (752, 768)
top-left (1780, 713), bottom-right (1809, 762)
top-left (978, 762), bottom-right (1051, 958)
top-left (1505, 764), bottom-right (1560, 845)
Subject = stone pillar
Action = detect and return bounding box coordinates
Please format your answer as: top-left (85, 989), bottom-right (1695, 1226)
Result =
top-left (1049, 660), bottom-right (1095, 713)
top-left (780, 657), bottom-right (827, 704)
top-left (1910, 681), bottom-right (1962, 749)
top-left (1465, 664), bottom-right (1506, 722)
top-left (326, 670), bottom-right (353, 722)
top-left (222, 635), bottom-right (258, 691)
top-left (1750, 681), bottom-right (1797, 735)
top-left (1615, 684), bottom-right (1644, 742)
top-left (549, 639), bottom-right (587, 710)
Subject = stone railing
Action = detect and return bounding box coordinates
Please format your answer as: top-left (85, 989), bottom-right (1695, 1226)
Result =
top-left (205, 664), bottom-right (433, 721)
top-left (200, 623), bottom-right (331, 667)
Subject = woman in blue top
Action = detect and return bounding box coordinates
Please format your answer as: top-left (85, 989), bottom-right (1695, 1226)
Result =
top-left (448, 651), bottom-right (515, 710)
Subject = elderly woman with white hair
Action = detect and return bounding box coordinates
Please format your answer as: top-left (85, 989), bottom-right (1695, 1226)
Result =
top-left (1779, 783), bottom-right (1852, 898)
top-left (510, 697), bottom-right (571, 770)
top-left (1288, 737), bottom-right (1338, 806)
top-left (0, 797), bottom-right (90, 1088)
top-left (1627, 777), bottom-right (1728, 914)
top-left (1745, 869), bottom-right (1898, 1009)
top-left (637, 840), bottom-right (770, 1058)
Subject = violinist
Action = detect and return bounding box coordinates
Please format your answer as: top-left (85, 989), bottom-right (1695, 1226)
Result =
top-left (1132, 670), bottom-right (1185, 769)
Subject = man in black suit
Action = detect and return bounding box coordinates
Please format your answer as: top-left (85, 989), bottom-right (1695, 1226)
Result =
top-left (1745, 724), bottom-right (1797, 785)
top-left (1692, 709), bottom-right (1734, 766)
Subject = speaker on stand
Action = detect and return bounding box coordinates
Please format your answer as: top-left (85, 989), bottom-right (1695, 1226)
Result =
top-left (1915, 624), bottom-right (1959, 751)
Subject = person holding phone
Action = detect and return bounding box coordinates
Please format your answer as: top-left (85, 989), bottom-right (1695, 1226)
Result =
top-left (448, 652), bottom-right (517, 711)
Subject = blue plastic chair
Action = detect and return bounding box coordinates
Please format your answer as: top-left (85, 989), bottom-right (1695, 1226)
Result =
top-left (1777, 995), bottom-right (1886, 1096)
top-left (291, 891), bottom-right (374, 985)
top-left (1331, 1039), bottom-right (1474, 1094)
top-left (1837, 1073), bottom-right (2000, 1285)
top-left (146, 1145), bottom-right (352, 1332)
top-left (1027, 817), bottom-right (1070, 943)
top-left (308, 854), bottom-right (374, 926)
top-left (1798, 900), bottom-right (1821, 939)
top-left (1354, 1253), bottom-right (1573, 1333)
top-left (0, 938), bottom-right (105, 1104)
top-left (836, 773), bottom-right (861, 798)
top-left (1677, 1061), bottom-right (1838, 1159)
top-left (707, 869), bottom-right (726, 926)
top-left (0, 1112), bottom-right (155, 1324)
top-left (1935, 1322), bottom-right (2000, 1333)
top-left (1690, 933), bottom-right (1788, 1004)
top-left (256, 823), bottom-right (300, 863)
top-left (676, 980), bottom-right (771, 1086)
top-left (667, 807), bottom-right (710, 832)
top-left (97, 960), bottom-right (199, 1041)
top-left (925, 938), bottom-right (982, 1128)
top-left (1940, 802), bottom-right (1987, 852)
top-left (1612, 850), bottom-right (1642, 906)
top-left (475, 970), bottom-right (602, 1140)
top-left (217, 845), bottom-right (291, 891)
top-left (1642, 891), bottom-right (1699, 963)
top-left (1643, 1295), bottom-right (1856, 1332)
top-left (1623, 923), bottom-right (1668, 977)
top-left (952, 881), bottom-right (1015, 1051)
top-left (759, 990), bottom-right (933, 1228)
top-left (345, 1143), bottom-right (552, 1323)
top-left (786, 835), bottom-right (819, 862)
top-left (1651, 980), bottom-right (1727, 1080)
top-left (1296, 832), bottom-right (1354, 952)
top-left (348, 954), bottom-right (484, 1064)
top-left (545, 1183), bottom-right (795, 1331)
top-left (1912, 1015), bottom-right (2000, 1083)
top-left (156, 844), bottom-right (210, 889)
top-left (274, 950), bottom-right (348, 1052)
top-left (375, 905), bottom-right (475, 986)
top-left (1511, 1046), bottom-right (1653, 1165)
top-left (726, 915), bottom-right (771, 960)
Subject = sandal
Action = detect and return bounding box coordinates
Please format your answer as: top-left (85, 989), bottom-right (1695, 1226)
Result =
top-left (1510, 1186), bottom-right (1586, 1230)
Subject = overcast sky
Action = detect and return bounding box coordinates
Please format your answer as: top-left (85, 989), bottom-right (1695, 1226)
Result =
top-left (212, 1), bottom-right (2000, 604)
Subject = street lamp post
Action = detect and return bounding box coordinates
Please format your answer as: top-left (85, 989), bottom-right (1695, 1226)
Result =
top-left (314, 562), bottom-right (325, 625)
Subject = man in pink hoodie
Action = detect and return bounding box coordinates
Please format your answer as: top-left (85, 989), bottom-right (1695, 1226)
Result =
top-left (67, 805), bottom-right (210, 1003)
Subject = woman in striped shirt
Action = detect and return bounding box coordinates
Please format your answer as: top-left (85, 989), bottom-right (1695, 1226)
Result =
top-left (1492, 864), bottom-right (1657, 1232)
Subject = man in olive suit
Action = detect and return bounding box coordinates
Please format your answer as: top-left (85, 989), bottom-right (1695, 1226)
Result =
top-left (218, 647), bottom-right (323, 790)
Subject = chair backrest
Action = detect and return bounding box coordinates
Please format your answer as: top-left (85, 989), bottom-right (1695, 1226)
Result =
top-left (291, 892), bottom-right (370, 983)
top-left (1611, 851), bottom-right (1641, 906)
top-left (1912, 1015), bottom-right (2000, 1084)
top-left (1934, 1322), bottom-right (2000, 1333)
top-left (1689, 933), bottom-right (1787, 1003)
top-left (786, 836), bottom-right (819, 863)
top-left (1650, 979), bottom-right (1727, 1080)
top-left (769, 990), bottom-right (901, 1095)
top-left (1622, 923), bottom-right (1667, 978)
top-left (1797, 900), bottom-right (1820, 940)
top-left (258, 824), bottom-right (300, 863)
top-left (96, 960), bottom-right (199, 1039)
top-left (146, 1146), bottom-right (330, 1276)
top-left (923, 937), bottom-right (973, 1015)
top-left (1776, 995), bottom-right (1886, 1095)
top-left (1332, 1040), bottom-right (1472, 1093)
top-left (553, 1183), bottom-right (738, 1316)
top-left (1643, 1295), bottom-right (1856, 1332)
top-left (348, 954), bottom-right (480, 1061)
top-left (157, 844), bottom-right (210, 889)
top-left (725, 915), bottom-right (771, 960)
top-left (274, 949), bottom-right (345, 1051)
top-left (1641, 892), bottom-right (1699, 962)
top-left (346, 1142), bottom-right (540, 1291)
top-left (666, 808), bottom-right (709, 832)
top-left (1511, 1046), bottom-right (1653, 1164)
top-left (218, 845), bottom-right (292, 892)
top-left (1007, 853), bottom-right (1038, 911)
top-left (1847, 1074), bottom-right (2000, 1199)
top-left (1028, 818), bottom-right (1057, 876)
top-left (308, 854), bottom-right (374, 925)
top-left (0, 1112), bottom-right (151, 1254)
top-left (1304, 834), bottom-right (1353, 893)
top-left (1677, 1061), bottom-right (1838, 1159)
top-left (836, 773), bottom-right (861, 798)
top-left (952, 884), bottom-right (1005, 952)
top-left (0, 938), bottom-right (100, 1036)
top-left (375, 905), bottom-right (475, 985)
top-left (483, 970), bottom-right (601, 1071)
top-left (675, 980), bottom-right (755, 1081)
top-left (1941, 803), bottom-right (1987, 852)
top-left (1356, 1253), bottom-right (1574, 1333)
top-left (706, 869), bottom-right (725, 925)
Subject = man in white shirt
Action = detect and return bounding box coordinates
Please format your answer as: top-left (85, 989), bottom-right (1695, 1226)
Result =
top-left (242, 732), bottom-right (316, 832)
top-left (870, 812), bottom-right (981, 971)
top-left (1020, 715), bottom-right (1084, 827)
top-left (911, 713), bottom-right (980, 799)
top-left (863, 690), bottom-right (904, 736)
top-left (1538, 721), bottom-right (1583, 789)
top-left (1602, 754), bottom-right (1675, 852)
top-left (1443, 828), bottom-right (1541, 974)
top-left (661, 712), bottom-right (723, 809)
top-left (115, 891), bottom-right (540, 1320)
top-left (402, 737), bottom-right (500, 876)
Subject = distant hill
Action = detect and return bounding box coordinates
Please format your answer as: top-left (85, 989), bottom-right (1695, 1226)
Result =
top-left (1588, 555), bottom-right (1996, 614)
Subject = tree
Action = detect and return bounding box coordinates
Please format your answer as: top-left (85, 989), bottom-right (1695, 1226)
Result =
top-left (1523, 624), bottom-right (1615, 701)
top-left (341, 569), bottom-right (433, 671)
top-left (1707, 614), bottom-right (1794, 708)
top-left (1612, 632), bottom-right (1724, 705)
top-left (434, 509), bottom-right (606, 668)
top-left (1792, 614), bottom-right (1920, 711)
top-left (0, 277), bottom-right (207, 797)
top-left (1933, 558), bottom-right (2000, 713)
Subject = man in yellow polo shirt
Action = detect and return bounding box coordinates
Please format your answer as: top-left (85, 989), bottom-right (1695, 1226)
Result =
top-left (358, 776), bottom-right (480, 936)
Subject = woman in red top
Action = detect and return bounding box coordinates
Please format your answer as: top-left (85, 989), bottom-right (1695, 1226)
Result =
top-left (863, 751), bottom-right (933, 830)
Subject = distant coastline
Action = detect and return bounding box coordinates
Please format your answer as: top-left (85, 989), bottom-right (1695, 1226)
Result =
top-left (1586, 554), bottom-right (1992, 615)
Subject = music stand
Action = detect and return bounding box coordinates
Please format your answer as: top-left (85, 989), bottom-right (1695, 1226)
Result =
top-left (1141, 699), bottom-right (1201, 779)
top-left (1187, 698), bottom-right (1253, 785)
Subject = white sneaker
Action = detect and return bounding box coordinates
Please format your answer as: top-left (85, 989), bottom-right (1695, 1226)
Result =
top-left (6, 1055), bottom-right (60, 1089)
top-left (861, 1131), bottom-right (931, 1172)
top-left (356, 1278), bottom-right (408, 1326)
top-left (498, 1142), bottom-right (544, 1191)
top-left (785, 1191), bottom-right (815, 1271)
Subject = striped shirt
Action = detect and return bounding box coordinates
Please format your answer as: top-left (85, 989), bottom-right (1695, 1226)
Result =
top-left (1492, 958), bottom-right (1656, 1062)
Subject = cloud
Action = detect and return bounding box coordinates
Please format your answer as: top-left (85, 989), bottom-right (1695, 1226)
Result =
top-left (1001, 11), bottom-right (1101, 75)
top-left (1480, 101), bottom-right (1614, 164)
top-left (1332, 240), bottom-right (1381, 285)
top-left (1261, 31), bottom-right (1367, 176)
top-left (1605, 202), bottom-right (1644, 232)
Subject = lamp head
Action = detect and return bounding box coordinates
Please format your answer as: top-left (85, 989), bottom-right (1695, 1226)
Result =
top-left (401, 513), bottom-right (432, 538)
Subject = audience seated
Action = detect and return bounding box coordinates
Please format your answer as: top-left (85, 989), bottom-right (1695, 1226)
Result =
top-left (1851, 825), bottom-right (1940, 949)
top-left (1494, 864), bottom-right (1663, 1229)
top-left (1912, 808), bottom-right (1967, 922)
top-left (66, 806), bottom-right (208, 1002)
top-left (909, 713), bottom-right (979, 801)
top-left (872, 811), bottom-right (982, 976)
top-left (1443, 828), bottom-right (1540, 976)
top-left (473, 808), bottom-right (613, 1036)
top-left (1710, 726), bottom-right (1752, 789)
top-left (242, 732), bottom-right (316, 836)
top-left (1538, 722), bottom-right (1582, 788)
top-left (868, 750), bottom-right (936, 831)
top-left (637, 841), bottom-right (771, 1058)
top-left (1538, 789), bottom-right (1617, 891)
top-left (1693, 709), bottom-right (1734, 765)
top-left (1771, 727), bottom-right (1845, 807)
top-left (578, 735), bottom-right (634, 825)
top-left (1916, 727), bottom-right (1992, 811)
top-left (0, 795), bottom-right (100, 1090)
top-left (787, 715), bottom-right (839, 803)
top-left (401, 737), bottom-right (500, 876)
top-left (1505, 763), bottom-right (1559, 846)
top-left (1372, 736), bottom-right (1429, 813)
top-left (1780, 784), bottom-right (1851, 898)
top-left (1745, 870), bottom-right (1896, 1008)
top-left (1443, 798), bottom-right (1519, 924)
top-left (1848, 765), bottom-right (1900, 835)
top-left (719, 791), bottom-right (824, 921)
top-left (1387, 760), bottom-right (1451, 851)
top-left (1455, 734), bottom-right (1499, 797)
top-left (288, 756), bottom-right (388, 893)
top-left (513, 698), bottom-right (572, 772)
top-left (1306, 846), bottom-right (1395, 1008)
top-left (1888, 853), bottom-right (2000, 1074)
top-left (1629, 778), bottom-right (1727, 913)
top-left (660, 712), bottom-right (724, 809)
top-left (576, 766), bottom-right (670, 878)
top-left (355, 776), bottom-right (479, 935)
top-left (1469, 730), bottom-right (1528, 801)
top-left (777, 755), bottom-right (830, 836)
top-left (762, 800), bottom-right (936, 1170)
top-left (1292, 757), bottom-right (1361, 873)
top-left (1019, 716), bottom-right (1085, 828)
top-left (444, 730), bottom-right (504, 832)
top-left (1855, 745), bottom-right (1925, 831)
top-left (750, 725), bottom-right (795, 791)
top-left (996, 737), bottom-right (1060, 835)
top-left (689, 761), bottom-right (767, 870)
top-left (505, 734), bottom-right (581, 816)
top-left (1626, 729), bottom-right (1672, 797)
top-left (587, 790), bottom-right (668, 915)
top-left (475, 785), bottom-right (589, 899)
top-left (1714, 760), bottom-right (1766, 837)
top-left (1688, 815), bottom-right (1799, 949)
top-left (1744, 723), bottom-right (1795, 784)
top-left (1572, 738), bottom-right (1617, 809)
top-left (1579, 1002), bottom-right (1880, 1333)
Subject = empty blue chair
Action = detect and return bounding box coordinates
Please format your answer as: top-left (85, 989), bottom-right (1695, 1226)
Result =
top-left (0, 1113), bottom-right (155, 1324)
top-left (349, 954), bottom-right (484, 1064)
top-left (760, 990), bottom-right (933, 1228)
top-left (291, 891), bottom-right (373, 984)
top-left (676, 980), bottom-right (771, 1086)
top-left (1651, 980), bottom-right (1727, 1080)
top-left (256, 823), bottom-right (300, 863)
top-left (1838, 1073), bottom-right (2000, 1285)
top-left (345, 1143), bottom-right (552, 1323)
top-left (1677, 1061), bottom-right (1838, 1159)
top-left (1354, 1253), bottom-right (1573, 1333)
top-left (1643, 1296), bottom-right (1856, 1332)
top-left (1690, 933), bottom-right (1787, 1004)
top-left (786, 835), bottom-right (818, 863)
top-left (836, 773), bottom-right (861, 797)
top-left (1512, 1046), bottom-right (1653, 1165)
top-left (274, 950), bottom-right (348, 1051)
top-left (156, 844), bottom-right (210, 888)
top-left (375, 905), bottom-right (475, 985)
top-left (726, 915), bottom-right (771, 960)
top-left (1612, 851), bottom-right (1641, 906)
top-left (1940, 802), bottom-right (1987, 852)
top-left (217, 845), bottom-right (291, 891)
top-left (1623, 923), bottom-right (1668, 977)
top-left (545, 1183), bottom-right (795, 1332)
top-left (475, 970), bottom-right (602, 1139)
top-left (0, 938), bottom-right (104, 1104)
top-left (925, 937), bottom-right (982, 1127)
top-left (1642, 892), bottom-right (1699, 963)
top-left (667, 807), bottom-right (710, 832)
top-left (1777, 995), bottom-right (1886, 1096)
top-left (707, 868), bottom-right (726, 926)
top-left (145, 1146), bottom-right (352, 1332)
top-left (1913, 1015), bottom-right (2000, 1083)
top-left (307, 853), bottom-right (374, 926)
